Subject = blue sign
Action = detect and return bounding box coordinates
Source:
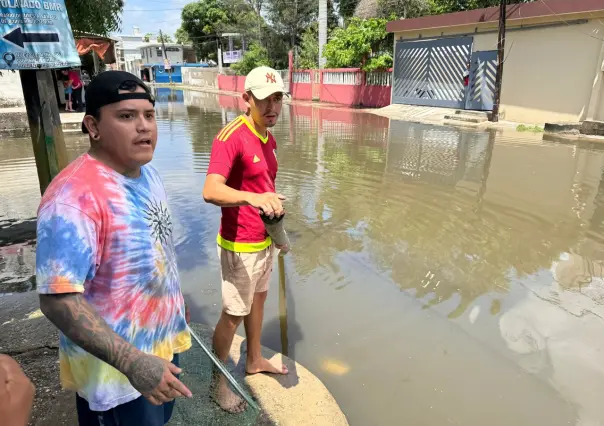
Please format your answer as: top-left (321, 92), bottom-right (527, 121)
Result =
top-left (0, 0), bottom-right (80, 70)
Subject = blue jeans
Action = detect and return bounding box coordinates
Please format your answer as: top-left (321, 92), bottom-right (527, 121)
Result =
top-left (76, 354), bottom-right (179, 426)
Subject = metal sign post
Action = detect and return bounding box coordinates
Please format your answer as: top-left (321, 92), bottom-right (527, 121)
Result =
top-left (0, 0), bottom-right (81, 194)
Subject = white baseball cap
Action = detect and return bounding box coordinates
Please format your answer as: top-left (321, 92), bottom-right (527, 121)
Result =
top-left (244, 66), bottom-right (289, 100)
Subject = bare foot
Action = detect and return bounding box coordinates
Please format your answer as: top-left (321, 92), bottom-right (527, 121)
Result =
top-left (211, 376), bottom-right (247, 414)
top-left (246, 357), bottom-right (289, 375)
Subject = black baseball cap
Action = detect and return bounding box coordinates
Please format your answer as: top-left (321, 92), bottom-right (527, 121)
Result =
top-left (82, 71), bottom-right (155, 134)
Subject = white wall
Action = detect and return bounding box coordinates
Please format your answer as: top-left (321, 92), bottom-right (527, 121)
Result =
top-left (140, 46), bottom-right (184, 64)
top-left (0, 71), bottom-right (24, 108)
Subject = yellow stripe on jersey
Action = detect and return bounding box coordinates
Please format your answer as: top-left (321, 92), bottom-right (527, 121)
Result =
top-left (221, 120), bottom-right (245, 142)
top-left (217, 117), bottom-right (242, 141)
top-left (241, 115), bottom-right (269, 144)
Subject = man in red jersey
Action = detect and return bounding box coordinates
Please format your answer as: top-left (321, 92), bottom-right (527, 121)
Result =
top-left (203, 66), bottom-right (289, 412)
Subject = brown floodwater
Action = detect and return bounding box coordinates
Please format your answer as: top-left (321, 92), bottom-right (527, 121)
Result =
top-left (3, 88), bottom-right (604, 425)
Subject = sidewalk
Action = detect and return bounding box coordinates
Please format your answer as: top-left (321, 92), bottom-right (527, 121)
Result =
top-left (0, 291), bottom-right (348, 426)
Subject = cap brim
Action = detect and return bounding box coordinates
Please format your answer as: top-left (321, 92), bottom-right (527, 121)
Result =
top-left (250, 86), bottom-right (289, 100)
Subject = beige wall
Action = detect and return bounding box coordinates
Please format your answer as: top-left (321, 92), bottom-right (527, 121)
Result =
top-left (181, 68), bottom-right (218, 89)
top-left (394, 18), bottom-right (604, 124)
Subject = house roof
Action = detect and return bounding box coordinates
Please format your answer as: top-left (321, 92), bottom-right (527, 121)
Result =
top-left (386, 0), bottom-right (604, 33)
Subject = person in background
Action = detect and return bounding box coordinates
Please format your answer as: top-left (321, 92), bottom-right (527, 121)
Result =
top-left (63, 77), bottom-right (74, 112)
top-left (203, 66), bottom-right (290, 413)
top-left (0, 354), bottom-right (35, 426)
top-left (62, 69), bottom-right (84, 112)
top-left (36, 71), bottom-right (192, 426)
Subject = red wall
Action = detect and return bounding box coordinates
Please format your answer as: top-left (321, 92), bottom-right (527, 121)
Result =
top-left (218, 75), bottom-right (246, 92)
top-left (360, 85), bottom-right (391, 108)
top-left (218, 70), bottom-right (391, 108)
top-left (320, 84), bottom-right (362, 106)
top-left (291, 69), bottom-right (391, 108)
top-left (291, 82), bottom-right (313, 101)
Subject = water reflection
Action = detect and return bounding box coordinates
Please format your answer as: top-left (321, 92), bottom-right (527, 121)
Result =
top-left (500, 251), bottom-right (604, 425)
top-left (5, 88), bottom-right (604, 424)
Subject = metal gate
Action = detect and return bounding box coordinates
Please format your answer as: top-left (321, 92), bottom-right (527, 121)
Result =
top-left (392, 36), bottom-right (473, 109)
top-left (465, 50), bottom-right (498, 111)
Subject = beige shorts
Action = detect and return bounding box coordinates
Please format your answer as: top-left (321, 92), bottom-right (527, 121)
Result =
top-left (217, 245), bottom-right (275, 316)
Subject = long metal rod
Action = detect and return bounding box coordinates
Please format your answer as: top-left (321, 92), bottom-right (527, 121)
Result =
top-left (278, 254), bottom-right (289, 357)
top-left (187, 326), bottom-right (260, 411)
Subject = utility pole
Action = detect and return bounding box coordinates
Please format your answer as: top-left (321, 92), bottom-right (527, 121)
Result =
top-left (21, 70), bottom-right (69, 194)
top-left (159, 29), bottom-right (173, 85)
top-left (318, 0), bottom-right (327, 68)
top-left (491, 0), bottom-right (507, 122)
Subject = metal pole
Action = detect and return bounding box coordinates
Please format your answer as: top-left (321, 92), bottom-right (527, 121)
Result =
top-left (318, 0), bottom-right (327, 68)
top-left (159, 29), bottom-right (173, 85)
top-left (217, 39), bottom-right (223, 74)
top-left (491, 0), bottom-right (506, 122)
top-left (187, 327), bottom-right (259, 411)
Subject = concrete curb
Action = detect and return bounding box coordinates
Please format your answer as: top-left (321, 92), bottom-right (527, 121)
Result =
top-left (225, 331), bottom-right (349, 426)
top-left (0, 291), bottom-right (347, 426)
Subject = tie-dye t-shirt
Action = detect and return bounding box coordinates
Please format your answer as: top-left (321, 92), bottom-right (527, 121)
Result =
top-left (36, 153), bottom-right (191, 411)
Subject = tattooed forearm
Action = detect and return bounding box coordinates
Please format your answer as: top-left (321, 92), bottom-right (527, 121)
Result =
top-left (39, 294), bottom-right (163, 392)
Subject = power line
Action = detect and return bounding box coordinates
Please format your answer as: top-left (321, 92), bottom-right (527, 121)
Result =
top-left (536, 0), bottom-right (604, 42)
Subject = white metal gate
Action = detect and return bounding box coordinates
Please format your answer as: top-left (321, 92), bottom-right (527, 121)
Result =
top-left (392, 37), bottom-right (473, 109)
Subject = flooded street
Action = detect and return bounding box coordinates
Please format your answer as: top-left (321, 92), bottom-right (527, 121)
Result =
top-left (4, 88), bottom-right (604, 425)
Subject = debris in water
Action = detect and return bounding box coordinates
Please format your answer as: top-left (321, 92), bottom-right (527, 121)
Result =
top-left (321, 359), bottom-right (350, 376)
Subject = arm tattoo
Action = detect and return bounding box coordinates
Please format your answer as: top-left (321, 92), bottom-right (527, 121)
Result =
top-left (39, 294), bottom-right (163, 393)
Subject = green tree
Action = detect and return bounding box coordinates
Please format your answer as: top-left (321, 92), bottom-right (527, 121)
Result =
top-left (143, 33), bottom-right (153, 42)
top-left (65, 0), bottom-right (124, 36)
top-left (175, 27), bottom-right (190, 44)
top-left (378, 0), bottom-right (429, 18)
top-left (218, 0), bottom-right (267, 48)
top-left (429, 0), bottom-right (529, 15)
top-left (298, 23), bottom-right (319, 69)
top-left (265, 0), bottom-right (319, 49)
top-left (337, 0), bottom-right (360, 20)
top-left (180, 0), bottom-right (233, 61)
top-left (323, 17), bottom-right (392, 71)
top-left (157, 33), bottom-right (173, 43)
top-left (231, 43), bottom-right (271, 75)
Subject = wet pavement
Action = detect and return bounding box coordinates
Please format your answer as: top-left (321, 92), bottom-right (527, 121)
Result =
top-left (3, 88), bottom-right (604, 425)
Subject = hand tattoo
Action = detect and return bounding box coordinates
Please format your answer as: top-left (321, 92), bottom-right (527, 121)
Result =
top-left (127, 354), bottom-right (164, 393)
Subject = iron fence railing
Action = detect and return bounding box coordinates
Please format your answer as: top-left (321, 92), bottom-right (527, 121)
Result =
top-left (366, 71), bottom-right (392, 87)
top-left (293, 71), bottom-right (312, 83)
top-left (323, 71), bottom-right (362, 86)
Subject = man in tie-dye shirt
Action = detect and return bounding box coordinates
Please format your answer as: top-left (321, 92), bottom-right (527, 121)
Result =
top-left (36, 71), bottom-right (192, 426)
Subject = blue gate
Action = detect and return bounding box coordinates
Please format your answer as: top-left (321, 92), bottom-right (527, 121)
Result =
top-left (392, 37), bottom-right (473, 109)
top-left (465, 50), bottom-right (498, 111)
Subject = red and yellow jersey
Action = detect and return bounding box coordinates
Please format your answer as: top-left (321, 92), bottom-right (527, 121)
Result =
top-left (207, 115), bottom-right (279, 252)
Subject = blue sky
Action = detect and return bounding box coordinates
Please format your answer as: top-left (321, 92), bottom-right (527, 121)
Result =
top-left (117, 0), bottom-right (189, 38)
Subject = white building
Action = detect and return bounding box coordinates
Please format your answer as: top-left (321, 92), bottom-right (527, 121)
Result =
top-left (140, 43), bottom-right (197, 67)
top-left (115, 27), bottom-right (146, 77)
